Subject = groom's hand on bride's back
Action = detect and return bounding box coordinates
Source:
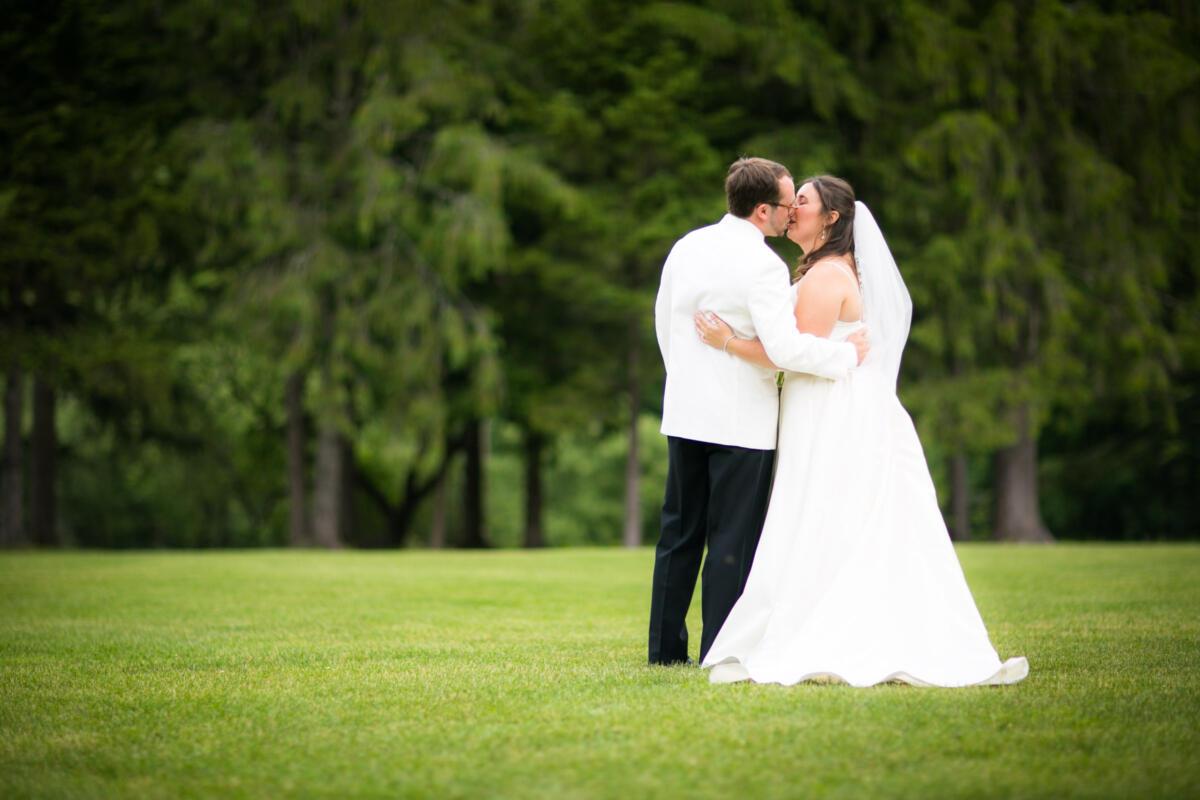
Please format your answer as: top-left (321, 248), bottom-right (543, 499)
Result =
top-left (848, 328), bottom-right (869, 365)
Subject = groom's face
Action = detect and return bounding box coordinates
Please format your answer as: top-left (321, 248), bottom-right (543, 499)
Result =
top-left (767, 177), bottom-right (798, 237)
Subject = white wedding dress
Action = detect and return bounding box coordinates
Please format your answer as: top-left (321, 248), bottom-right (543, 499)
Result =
top-left (703, 247), bottom-right (1028, 688)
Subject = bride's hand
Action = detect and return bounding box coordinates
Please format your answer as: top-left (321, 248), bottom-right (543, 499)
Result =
top-left (694, 311), bottom-right (734, 350)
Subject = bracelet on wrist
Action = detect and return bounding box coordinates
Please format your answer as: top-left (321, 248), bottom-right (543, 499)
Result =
top-left (722, 334), bottom-right (736, 353)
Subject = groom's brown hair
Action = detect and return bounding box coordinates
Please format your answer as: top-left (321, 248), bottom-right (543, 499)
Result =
top-left (726, 157), bottom-right (791, 218)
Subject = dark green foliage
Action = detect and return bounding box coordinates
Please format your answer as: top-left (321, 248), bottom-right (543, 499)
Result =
top-left (2, 0), bottom-right (1196, 545)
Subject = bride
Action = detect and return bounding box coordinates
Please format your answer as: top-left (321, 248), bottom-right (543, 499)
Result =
top-left (694, 175), bottom-right (1028, 687)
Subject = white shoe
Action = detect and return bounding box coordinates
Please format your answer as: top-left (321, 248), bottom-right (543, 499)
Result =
top-left (996, 657), bottom-right (1029, 684)
top-left (709, 662), bottom-right (751, 684)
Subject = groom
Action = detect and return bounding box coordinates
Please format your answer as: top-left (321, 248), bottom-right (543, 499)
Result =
top-left (648, 157), bottom-right (869, 665)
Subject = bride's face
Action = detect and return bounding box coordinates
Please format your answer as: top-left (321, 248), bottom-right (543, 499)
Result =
top-left (787, 182), bottom-right (827, 250)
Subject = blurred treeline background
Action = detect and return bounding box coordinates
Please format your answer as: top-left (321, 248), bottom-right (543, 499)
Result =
top-left (1, 0), bottom-right (1197, 549)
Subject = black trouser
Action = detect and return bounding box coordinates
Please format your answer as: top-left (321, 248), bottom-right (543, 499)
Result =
top-left (648, 436), bottom-right (775, 665)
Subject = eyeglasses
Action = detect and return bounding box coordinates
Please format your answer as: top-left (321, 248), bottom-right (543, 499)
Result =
top-left (766, 201), bottom-right (799, 211)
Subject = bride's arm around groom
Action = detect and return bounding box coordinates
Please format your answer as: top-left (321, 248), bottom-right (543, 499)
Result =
top-left (744, 251), bottom-right (865, 377)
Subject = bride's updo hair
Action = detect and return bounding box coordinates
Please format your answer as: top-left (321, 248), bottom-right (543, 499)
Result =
top-left (796, 175), bottom-right (856, 279)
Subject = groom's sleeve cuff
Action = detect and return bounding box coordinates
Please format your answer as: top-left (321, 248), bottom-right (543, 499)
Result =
top-left (838, 342), bottom-right (857, 374)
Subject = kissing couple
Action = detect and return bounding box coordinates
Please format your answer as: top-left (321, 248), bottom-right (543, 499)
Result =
top-left (648, 157), bottom-right (1027, 687)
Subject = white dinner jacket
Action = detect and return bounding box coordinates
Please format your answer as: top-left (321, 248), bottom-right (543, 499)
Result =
top-left (655, 214), bottom-right (856, 450)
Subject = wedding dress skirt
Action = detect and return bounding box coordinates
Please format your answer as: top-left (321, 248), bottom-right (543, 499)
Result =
top-left (703, 320), bottom-right (1028, 687)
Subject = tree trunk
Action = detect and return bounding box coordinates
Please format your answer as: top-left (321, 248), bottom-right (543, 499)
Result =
top-left (311, 421), bottom-right (344, 548)
top-left (29, 377), bottom-right (55, 546)
top-left (1, 366), bottom-right (24, 547)
top-left (945, 348), bottom-right (968, 542)
top-left (993, 402), bottom-right (1054, 542)
top-left (523, 430), bottom-right (545, 548)
top-left (948, 448), bottom-right (969, 541)
top-left (357, 433), bottom-right (464, 547)
top-left (429, 469), bottom-right (447, 549)
top-left (622, 333), bottom-right (642, 548)
top-left (341, 435), bottom-right (355, 544)
top-left (310, 292), bottom-right (343, 549)
top-left (461, 418), bottom-right (489, 548)
top-left (286, 370), bottom-right (309, 547)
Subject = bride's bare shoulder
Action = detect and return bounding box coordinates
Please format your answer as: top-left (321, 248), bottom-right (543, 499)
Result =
top-left (806, 255), bottom-right (855, 273)
top-left (799, 257), bottom-right (856, 286)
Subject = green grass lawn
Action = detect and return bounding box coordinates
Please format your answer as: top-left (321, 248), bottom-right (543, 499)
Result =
top-left (1, 545), bottom-right (1197, 799)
